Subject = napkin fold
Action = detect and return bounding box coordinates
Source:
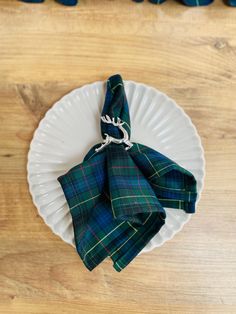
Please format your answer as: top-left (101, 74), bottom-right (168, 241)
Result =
top-left (58, 74), bottom-right (197, 271)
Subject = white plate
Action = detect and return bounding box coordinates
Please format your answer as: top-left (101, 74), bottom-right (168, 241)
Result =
top-left (27, 80), bottom-right (205, 253)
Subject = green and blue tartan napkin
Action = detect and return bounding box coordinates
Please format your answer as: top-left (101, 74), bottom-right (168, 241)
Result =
top-left (58, 74), bottom-right (197, 272)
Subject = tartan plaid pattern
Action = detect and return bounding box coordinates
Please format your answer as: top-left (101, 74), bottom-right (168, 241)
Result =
top-left (58, 74), bottom-right (197, 271)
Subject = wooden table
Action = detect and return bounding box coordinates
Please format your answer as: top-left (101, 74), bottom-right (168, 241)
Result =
top-left (0, 1), bottom-right (236, 313)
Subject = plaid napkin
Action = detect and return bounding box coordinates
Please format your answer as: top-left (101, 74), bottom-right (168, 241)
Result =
top-left (58, 74), bottom-right (197, 271)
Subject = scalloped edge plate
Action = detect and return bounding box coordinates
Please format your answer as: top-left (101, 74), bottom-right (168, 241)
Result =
top-left (27, 80), bottom-right (205, 253)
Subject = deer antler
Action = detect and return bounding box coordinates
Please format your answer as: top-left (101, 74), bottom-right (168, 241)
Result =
top-left (101, 115), bottom-right (124, 127)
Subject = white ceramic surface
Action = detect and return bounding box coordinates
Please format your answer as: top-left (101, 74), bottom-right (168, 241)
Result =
top-left (27, 80), bottom-right (205, 253)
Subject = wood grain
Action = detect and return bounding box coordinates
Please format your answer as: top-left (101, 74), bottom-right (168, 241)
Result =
top-left (0, 0), bottom-right (236, 313)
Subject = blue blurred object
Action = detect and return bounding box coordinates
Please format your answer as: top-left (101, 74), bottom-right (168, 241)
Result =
top-left (20, 0), bottom-right (228, 7)
top-left (226, 0), bottom-right (236, 5)
top-left (20, 0), bottom-right (44, 2)
top-left (56, 0), bottom-right (78, 5)
top-left (181, 0), bottom-right (213, 5)
top-left (133, 0), bottom-right (213, 5)
top-left (149, 0), bottom-right (167, 3)
top-left (20, 0), bottom-right (78, 5)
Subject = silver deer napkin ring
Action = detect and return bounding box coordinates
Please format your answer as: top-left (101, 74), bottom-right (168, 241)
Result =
top-left (95, 115), bottom-right (133, 153)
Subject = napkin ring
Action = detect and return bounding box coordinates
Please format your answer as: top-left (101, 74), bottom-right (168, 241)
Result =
top-left (95, 115), bottom-right (133, 153)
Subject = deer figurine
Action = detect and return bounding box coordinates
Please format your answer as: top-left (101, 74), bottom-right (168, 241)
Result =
top-left (95, 115), bottom-right (133, 153)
